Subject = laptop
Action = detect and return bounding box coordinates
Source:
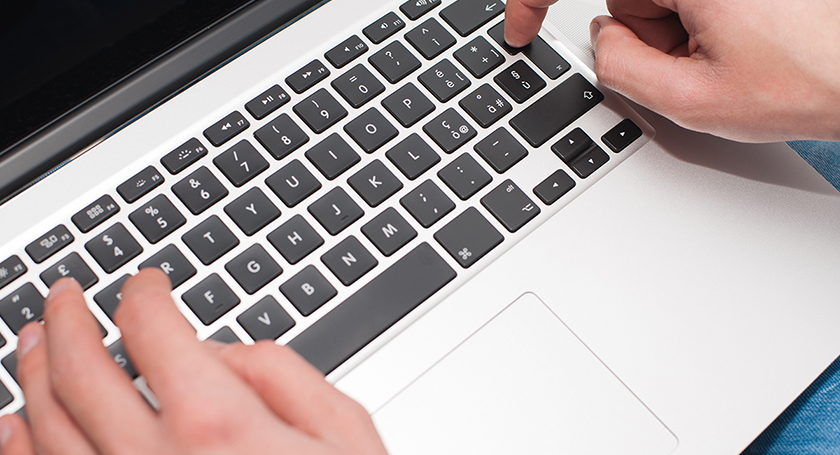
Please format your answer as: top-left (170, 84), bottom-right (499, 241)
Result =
top-left (1, 0), bottom-right (839, 453)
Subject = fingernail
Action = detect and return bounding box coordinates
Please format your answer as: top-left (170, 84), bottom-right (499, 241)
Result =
top-left (45, 278), bottom-right (75, 307)
top-left (17, 325), bottom-right (41, 359)
top-left (0, 420), bottom-right (11, 448)
top-left (590, 21), bottom-right (601, 50)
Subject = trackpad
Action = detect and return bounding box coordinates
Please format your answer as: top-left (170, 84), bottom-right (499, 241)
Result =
top-left (372, 293), bottom-right (677, 454)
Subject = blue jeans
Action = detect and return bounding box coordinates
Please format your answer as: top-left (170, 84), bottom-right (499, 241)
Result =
top-left (742, 141), bottom-right (840, 454)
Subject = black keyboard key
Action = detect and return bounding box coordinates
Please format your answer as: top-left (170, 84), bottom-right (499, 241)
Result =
top-left (305, 133), bottom-right (360, 180)
top-left (437, 153), bottom-right (492, 200)
top-left (288, 242), bottom-right (456, 374)
top-left (454, 36), bottom-right (505, 78)
top-left (459, 83), bottom-right (511, 128)
top-left (332, 64), bottom-right (385, 108)
top-left (182, 215), bottom-right (239, 266)
top-left (369, 41), bottom-right (421, 84)
top-left (440, 0), bottom-right (504, 37)
top-left (434, 207), bottom-right (503, 268)
top-left (474, 128), bottom-right (528, 173)
top-left (494, 60), bottom-right (546, 103)
top-left (182, 274), bottom-right (240, 325)
top-left (225, 244), bottom-right (282, 295)
top-left (72, 195), bottom-right (120, 233)
top-left (130, 195), bottom-right (186, 244)
top-left (204, 111), bottom-right (250, 147)
top-left (208, 326), bottom-right (242, 344)
top-left (308, 187), bottom-right (364, 235)
top-left (138, 245), bottom-right (196, 289)
top-left (3, 352), bottom-right (17, 383)
top-left (286, 60), bottom-right (330, 94)
top-left (267, 215), bottom-right (324, 265)
top-left (117, 166), bottom-right (165, 204)
top-left (602, 119), bottom-right (643, 153)
top-left (224, 187), bottom-right (281, 236)
top-left (26, 225), bottom-right (73, 264)
top-left (405, 18), bottom-right (456, 60)
top-left (214, 140), bottom-right (269, 187)
top-left (265, 159), bottom-right (322, 207)
top-left (108, 339), bottom-right (138, 379)
top-left (522, 35), bottom-right (571, 80)
top-left (362, 207), bottom-right (417, 256)
top-left (510, 73), bottom-right (604, 147)
top-left (568, 145), bottom-right (610, 178)
top-left (94, 275), bottom-right (130, 321)
top-left (344, 108), bottom-right (398, 153)
top-left (400, 0), bottom-right (441, 20)
top-left (418, 59), bottom-right (471, 102)
top-left (363, 12), bottom-right (405, 44)
top-left (293, 88), bottom-right (348, 134)
top-left (0, 380), bottom-right (13, 410)
top-left (400, 179), bottom-right (455, 228)
top-left (0, 283), bottom-right (44, 334)
top-left (0, 256), bottom-right (26, 292)
top-left (85, 223), bottom-right (143, 274)
top-left (254, 113), bottom-right (310, 160)
top-left (381, 83), bottom-right (435, 127)
top-left (245, 85), bottom-right (290, 120)
top-left (237, 296), bottom-right (295, 341)
top-left (40, 252), bottom-right (99, 290)
top-left (533, 170), bottom-right (576, 205)
top-left (481, 179), bottom-right (540, 232)
top-left (487, 20), bottom-right (521, 55)
top-left (423, 108), bottom-right (476, 153)
top-left (172, 166), bottom-right (229, 215)
top-left (321, 236), bottom-right (378, 286)
top-left (348, 159), bottom-right (403, 207)
top-left (386, 133), bottom-right (441, 180)
top-left (161, 138), bottom-right (208, 175)
top-left (552, 127), bottom-right (593, 163)
top-left (325, 35), bottom-right (369, 69)
top-left (280, 265), bottom-right (337, 317)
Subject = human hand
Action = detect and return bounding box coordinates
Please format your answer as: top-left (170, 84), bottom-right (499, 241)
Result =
top-left (0, 270), bottom-right (388, 455)
top-left (504, 0), bottom-right (840, 142)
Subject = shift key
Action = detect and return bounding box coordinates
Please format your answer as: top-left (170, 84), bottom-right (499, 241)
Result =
top-left (509, 73), bottom-right (604, 147)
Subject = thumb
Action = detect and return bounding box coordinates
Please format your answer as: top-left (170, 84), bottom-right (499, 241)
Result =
top-left (590, 15), bottom-right (714, 126)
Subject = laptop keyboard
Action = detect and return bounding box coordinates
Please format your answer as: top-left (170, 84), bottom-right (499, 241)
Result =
top-left (0, 0), bottom-right (646, 412)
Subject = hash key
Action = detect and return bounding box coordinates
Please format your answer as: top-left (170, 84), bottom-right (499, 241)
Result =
top-left (214, 140), bottom-right (269, 187)
top-left (129, 194), bottom-right (186, 244)
top-left (172, 166), bottom-right (229, 215)
top-left (480, 179), bottom-right (541, 232)
top-left (459, 83), bottom-right (511, 128)
top-left (434, 207), bottom-right (503, 268)
top-left (85, 223), bottom-right (143, 274)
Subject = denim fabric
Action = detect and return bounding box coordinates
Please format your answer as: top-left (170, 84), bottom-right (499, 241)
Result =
top-left (741, 141), bottom-right (840, 454)
top-left (787, 141), bottom-right (840, 192)
top-left (742, 356), bottom-right (840, 454)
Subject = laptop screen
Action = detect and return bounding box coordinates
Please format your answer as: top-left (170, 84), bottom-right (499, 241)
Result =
top-left (0, 0), bottom-right (257, 159)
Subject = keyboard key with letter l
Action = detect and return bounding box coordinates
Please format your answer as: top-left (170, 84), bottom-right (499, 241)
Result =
top-left (434, 207), bottom-right (503, 268)
top-left (288, 242), bottom-right (456, 374)
top-left (510, 73), bottom-right (604, 147)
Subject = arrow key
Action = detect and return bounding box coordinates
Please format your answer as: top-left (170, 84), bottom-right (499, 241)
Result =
top-left (602, 118), bottom-right (643, 153)
top-left (551, 127), bottom-right (593, 163)
top-left (533, 170), bottom-right (576, 205)
top-left (568, 145), bottom-right (610, 179)
top-left (237, 296), bottom-right (295, 341)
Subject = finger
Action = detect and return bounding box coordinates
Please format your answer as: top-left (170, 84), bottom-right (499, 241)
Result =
top-left (42, 279), bottom-right (160, 454)
top-left (605, 0), bottom-right (689, 55)
top-left (591, 15), bottom-right (714, 125)
top-left (503, 0), bottom-right (558, 47)
top-left (0, 414), bottom-right (36, 455)
top-left (15, 322), bottom-right (98, 455)
top-left (217, 342), bottom-right (387, 452)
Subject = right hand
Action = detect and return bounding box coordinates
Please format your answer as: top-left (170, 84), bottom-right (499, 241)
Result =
top-left (504, 0), bottom-right (840, 143)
